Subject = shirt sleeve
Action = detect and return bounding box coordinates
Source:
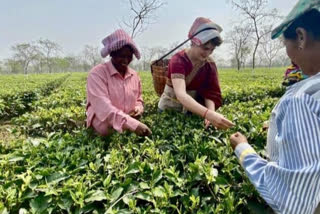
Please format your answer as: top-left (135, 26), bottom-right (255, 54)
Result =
top-left (169, 54), bottom-right (187, 80)
top-left (86, 70), bottom-right (140, 132)
top-left (234, 94), bottom-right (320, 214)
top-left (198, 62), bottom-right (222, 109)
top-left (135, 75), bottom-right (144, 110)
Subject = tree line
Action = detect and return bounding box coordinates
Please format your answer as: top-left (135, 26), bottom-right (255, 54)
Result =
top-left (0, 0), bottom-right (291, 74)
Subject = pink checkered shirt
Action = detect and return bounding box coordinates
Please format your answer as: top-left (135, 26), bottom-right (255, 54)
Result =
top-left (86, 61), bottom-right (143, 133)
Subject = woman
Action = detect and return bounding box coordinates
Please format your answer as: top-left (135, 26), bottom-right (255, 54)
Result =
top-left (86, 29), bottom-right (151, 136)
top-left (158, 17), bottom-right (234, 130)
top-left (230, 1), bottom-right (320, 213)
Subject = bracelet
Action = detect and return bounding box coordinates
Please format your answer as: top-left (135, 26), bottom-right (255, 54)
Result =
top-left (203, 109), bottom-right (209, 118)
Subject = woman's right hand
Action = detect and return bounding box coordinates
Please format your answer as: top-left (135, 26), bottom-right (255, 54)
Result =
top-left (205, 110), bottom-right (234, 130)
top-left (135, 122), bottom-right (152, 136)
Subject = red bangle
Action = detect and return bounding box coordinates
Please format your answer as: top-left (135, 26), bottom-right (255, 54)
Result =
top-left (203, 109), bottom-right (209, 118)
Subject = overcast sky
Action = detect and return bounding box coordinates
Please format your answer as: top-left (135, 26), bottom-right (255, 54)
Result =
top-left (0, 0), bottom-right (298, 61)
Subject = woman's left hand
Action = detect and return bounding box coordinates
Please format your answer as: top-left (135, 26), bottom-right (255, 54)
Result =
top-left (230, 132), bottom-right (248, 150)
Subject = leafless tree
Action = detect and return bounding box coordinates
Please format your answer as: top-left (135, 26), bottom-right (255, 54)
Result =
top-left (271, 48), bottom-right (290, 67)
top-left (0, 61), bottom-right (3, 74)
top-left (226, 25), bottom-right (252, 70)
top-left (82, 45), bottom-right (102, 68)
top-left (140, 46), bottom-right (168, 70)
top-left (230, 0), bottom-right (279, 70)
top-left (11, 42), bottom-right (41, 74)
top-left (4, 58), bottom-right (21, 74)
top-left (259, 26), bottom-right (284, 68)
top-left (37, 38), bottom-right (61, 73)
top-left (122, 0), bottom-right (166, 38)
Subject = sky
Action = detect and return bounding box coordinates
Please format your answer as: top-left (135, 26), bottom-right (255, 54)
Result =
top-left (0, 0), bottom-right (298, 61)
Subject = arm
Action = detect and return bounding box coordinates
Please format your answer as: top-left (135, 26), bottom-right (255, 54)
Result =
top-left (172, 78), bottom-right (233, 129)
top-left (204, 98), bottom-right (215, 128)
top-left (205, 98), bottom-right (215, 111)
top-left (132, 76), bottom-right (144, 117)
top-left (231, 95), bottom-right (320, 214)
top-left (136, 79), bottom-right (144, 110)
top-left (172, 78), bottom-right (207, 116)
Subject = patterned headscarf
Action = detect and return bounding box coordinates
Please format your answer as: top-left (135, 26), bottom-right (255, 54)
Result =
top-left (100, 29), bottom-right (141, 59)
top-left (188, 17), bottom-right (223, 46)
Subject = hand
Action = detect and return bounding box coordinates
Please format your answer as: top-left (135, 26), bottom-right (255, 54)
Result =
top-left (206, 111), bottom-right (234, 130)
top-left (262, 120), bottom-right (269, 131)
top-left (130, 106), bottom-right (144, 119)
top-left (134, 122), bottom-right (152, 136)
top-left (230, 132), bottom-right (248, 150)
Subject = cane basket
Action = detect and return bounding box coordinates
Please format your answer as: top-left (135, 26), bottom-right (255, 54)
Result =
top-left (150, 59), bottom-right (169, 97)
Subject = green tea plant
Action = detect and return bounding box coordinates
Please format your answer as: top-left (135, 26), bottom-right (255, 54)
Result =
top-left (0, 68), bottom-right (286, 213)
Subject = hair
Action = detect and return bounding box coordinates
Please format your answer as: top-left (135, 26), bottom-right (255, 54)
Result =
top-left (283, 9), bottom-right (320, 41)
top-left (208, 37), bottom-right (223, 47)
top-left (110, 45), bottom-right (134, 57)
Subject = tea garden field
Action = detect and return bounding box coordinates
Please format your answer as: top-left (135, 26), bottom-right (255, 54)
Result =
top-left (0, 68), bottom-right (285, 213)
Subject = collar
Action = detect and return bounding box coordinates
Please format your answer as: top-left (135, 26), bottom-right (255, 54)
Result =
top-left (107, 61), bottom-right (134, 79)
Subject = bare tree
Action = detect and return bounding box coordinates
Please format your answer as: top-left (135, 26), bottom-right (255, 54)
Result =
top-left (37, 38), bottom-right (61, 73)
top-left (122, 0), bottom-right (166, 38)
top-left (230, 0), bottom-right (279, 70)
top-left (5, 58), bottom-right (23, 74)
top-left (0, 61), bottom-right (3, 74)
top-left (11, 43), bottom-right (40, 74)
top-left (272, 49), bottom-right (290, 67)
top-left (82, 45), bottom-right (102, 68)
top-left (226, 25), bottom-right (252, 70)
top-left (259, 26), bottom-right (284, 68)
top-left (140, 46), bottom-right (168, 71)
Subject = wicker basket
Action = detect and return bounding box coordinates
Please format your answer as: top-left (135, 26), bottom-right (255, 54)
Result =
top-left (150, 59), bottom-right (169, 97)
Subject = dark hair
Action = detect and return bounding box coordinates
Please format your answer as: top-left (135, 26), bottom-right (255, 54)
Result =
top-left (208, 37), bottom-right (223, 47)
top-left (110, 45), bottom-right (134, 57)
top-left (283, 9), bottom-right (320, 41)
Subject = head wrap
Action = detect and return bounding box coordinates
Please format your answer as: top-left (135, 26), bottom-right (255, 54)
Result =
top-left (188, 17), bottom-right (223, 46)
top-left (101, 29), bottom-right (141, 59)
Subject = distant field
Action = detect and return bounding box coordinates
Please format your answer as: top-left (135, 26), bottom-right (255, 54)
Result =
top-left (0, 68), bottom-right (285, 213)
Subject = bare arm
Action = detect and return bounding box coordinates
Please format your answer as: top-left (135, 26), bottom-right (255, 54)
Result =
top-left (172, 78), bottom-right (207, 116)
top-left (172, 78), bottom-right (234, 129)
top-left (205, 98), bottom-right (215, 111)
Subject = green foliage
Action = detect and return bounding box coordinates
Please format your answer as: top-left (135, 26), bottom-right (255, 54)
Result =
top-left (0, 68), bottom-right (286, 213)
top-left (0, 73), bottom-right (69, 119)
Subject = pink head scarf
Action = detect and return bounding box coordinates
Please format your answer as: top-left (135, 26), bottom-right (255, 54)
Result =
top-left (100, 29), bottom-right (141, 59)
top-left (188, 17), bottom-right (223, 46)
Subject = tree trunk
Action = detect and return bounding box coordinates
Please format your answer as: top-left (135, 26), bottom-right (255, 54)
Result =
top-left (237, 59), bottom-right (240, 71)
top-left (252, 39), bottom-right (259, 70)
top-left (24, 61), bottom-right (29, 75)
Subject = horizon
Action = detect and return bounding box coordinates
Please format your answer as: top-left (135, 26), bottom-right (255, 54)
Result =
top-left (0, 0), bottom-right (297, 61)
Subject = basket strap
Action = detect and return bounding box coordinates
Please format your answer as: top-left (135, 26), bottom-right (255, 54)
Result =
top-left (151, 27), bottom-right (217, 66)
top-left (185, 61), bottom-right (205, 86)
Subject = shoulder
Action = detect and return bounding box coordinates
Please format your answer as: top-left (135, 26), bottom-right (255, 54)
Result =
top-left (296, 74), bottom-right (320, 99)
top-left (204, 57), bottom-right (218, 73)
top-left (87, 62), bottom-right (110, 82)
top-left (278, 92), bottom-right (320, 121)
top-left (89, 63), bottom-right (108, 75)
top-left (170, 50), bottom-right (188, 65)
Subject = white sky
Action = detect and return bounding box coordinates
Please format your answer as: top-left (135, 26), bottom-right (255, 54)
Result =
top-left (0, 0), bottom-right (298, 60)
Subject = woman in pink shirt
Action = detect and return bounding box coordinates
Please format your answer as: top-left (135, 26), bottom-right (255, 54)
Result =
top-left (86, 29), bottom-right (151, 136)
